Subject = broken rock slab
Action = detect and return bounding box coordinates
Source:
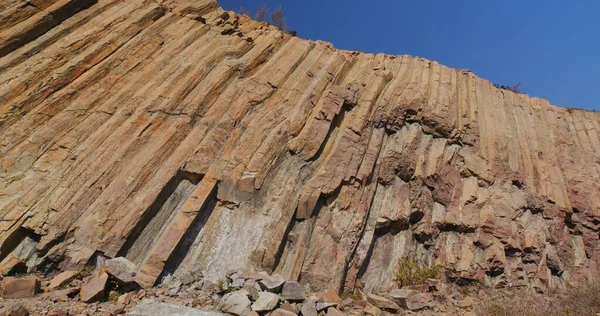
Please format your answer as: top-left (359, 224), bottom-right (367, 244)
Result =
top-left (48, 271), bottom-right (78, 290)
top-left (251, 292), bottom-right (279, 312)
top-left (126, 301), bottom-right (226, 316)
top-left (217, 290), bottom-right (252, 316)
top-left (319, 289), bottom-right (342, 304)
top-left (326, 308), bottom-right (344, 316)
top-left (269, 309), bottom-right (296, 316)
top-left (80, 270), bottom-right (109, 303)
top-left (387, 288), bottom-right (419, 309)
top-left (281, 281), bottom-right (305, 301)
top-left (366, 293), bottom-right (401, 311)
top-left (406, 292), bottom-right (434, 311)
top-left (300, 302), bottom-right (318, 316)
top-left (316, 302), bottom-right (337, 312)
top-left (52, 287), bottom-right (80, 301)
top-left (1, 277), bottom-right (39, 299)
top-left (258, 274), bottom-right (286, 292)
top-left (279, 303), bottom-right (297, 314)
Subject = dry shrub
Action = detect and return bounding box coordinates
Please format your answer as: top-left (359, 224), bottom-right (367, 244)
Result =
top-left (476, 285), bottom-right (600, 316)
top-left (395, 256), bottom-right (440, 287)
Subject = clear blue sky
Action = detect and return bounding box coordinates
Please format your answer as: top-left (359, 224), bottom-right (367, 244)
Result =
top-left (219, 1), bottom-right (600, 111)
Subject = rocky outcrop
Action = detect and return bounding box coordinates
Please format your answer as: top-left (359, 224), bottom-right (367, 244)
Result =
top-left (1, 0), bottom-right (600, 295)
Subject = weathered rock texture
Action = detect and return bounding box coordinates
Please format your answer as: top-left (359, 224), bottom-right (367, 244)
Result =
top-left (1, 0), bottom-right (600, 294)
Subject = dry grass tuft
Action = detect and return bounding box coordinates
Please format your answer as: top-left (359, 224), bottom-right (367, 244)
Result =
top-left (476, 285), bottom-right (600, 316)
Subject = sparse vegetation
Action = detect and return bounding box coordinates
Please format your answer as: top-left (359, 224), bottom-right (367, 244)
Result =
top-left (107, 275), bottom-right (127, 302)
top-left (238, 4), bottom-right (297, 36)
top-left (216, 278), bottom-right (237, 295)
top-left (395, 255), bottom-right (441, 287)
top-left (75, 265), bottom-right (96, 279)
top-left (476, 285), bottom-right (600, 316)
top-left (340, 286), bottom-right (363, 301)
top-left (494, 82), bottom-right (522, 93)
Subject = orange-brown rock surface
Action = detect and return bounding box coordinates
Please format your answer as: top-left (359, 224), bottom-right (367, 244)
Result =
top-left (1, 0), bottom-right (600, 294)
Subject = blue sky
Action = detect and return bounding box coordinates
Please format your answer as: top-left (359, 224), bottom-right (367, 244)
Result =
top-left (218, 1), bottom-right (600, 111)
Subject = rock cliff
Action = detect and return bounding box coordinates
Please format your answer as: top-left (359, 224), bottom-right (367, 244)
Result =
top-left (1, 0), bottom-right (600, 294)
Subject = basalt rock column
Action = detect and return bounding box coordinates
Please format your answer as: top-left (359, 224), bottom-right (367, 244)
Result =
top-left (1, 0), bottom-right (600, 293)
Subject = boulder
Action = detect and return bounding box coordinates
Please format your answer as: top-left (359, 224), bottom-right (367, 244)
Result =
top-left (235, 270), bottom-right (269, 280)
top-left (80, 270), bottom-right (109, 303)
top-left (241, 309), bottom-right (259, 316)
top-left (366, 293), bottom-right (400, 311)
top-left (126, 301), bottom-right (226, 315)
top-left (326, 308), bottom-right (344, 316)
top-left (316, 302), bottom-right (337, 311)
top-left (105, 304), bottom-right (126, 316)
top-left (269, 309), bottom-right (296, 316)
top-left (300, 302), bottom-right (318, 316)
top-left (279, 303), bottom-right (297, 313)
top-left (217, 290), bottom-right (252, 316)
top-left (387, 288), bottom-right (419, 308)
top-left (231, 277), bottom-right (245, 288)
top-left (0, 303), bottom-right (29, 316)
top-left (118, 291), bottom-right (137, 305)
top-left (363, 303), bottom-right (382, 316)
top-left (404, 284), bottom-right (429, 292)
top-left (258, 274), bottom-right (286, 292)
top-left (242, 280), bottom-right (260, 301)
top-left (180, 269), bottom-right (202, 286)
top-left (281, 281), bottom-right (305, 301)
top-left (406, 292), bottom-right (434, 311)
top-left (105, 257), bottom-right (138, 284)
top-left (319, 289), bottom-right (342, 303)
top-left (251, 292), bottom-right (279, 312)
top-left (1, 277), bottom-right (39, 299)
top-left (52, 287), bottom-right (80, 300)
top-left (48, 271), bottom-right (78, 290)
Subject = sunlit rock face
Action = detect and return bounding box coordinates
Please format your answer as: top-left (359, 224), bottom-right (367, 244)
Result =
top-left (1, 0), bottom-right (599, 292)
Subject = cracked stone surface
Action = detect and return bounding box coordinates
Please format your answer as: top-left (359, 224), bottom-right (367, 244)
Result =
top-left (1, 0), bottom-right (600, 295)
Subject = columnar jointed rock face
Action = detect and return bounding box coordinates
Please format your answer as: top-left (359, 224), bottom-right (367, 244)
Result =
top-left (1, 0), bottom-right (600, 294)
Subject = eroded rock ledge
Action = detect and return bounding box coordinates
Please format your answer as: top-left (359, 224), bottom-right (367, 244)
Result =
top-left (1, 0), bottom-right (600, 296)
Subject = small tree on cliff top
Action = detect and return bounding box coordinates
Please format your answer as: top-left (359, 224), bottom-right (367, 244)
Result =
top-left (270, 6), bottom-right (287, 31)
top-left (254, 4), bottom-right (269, 22)
top-left (239, 4), bottom-right (295, 35)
